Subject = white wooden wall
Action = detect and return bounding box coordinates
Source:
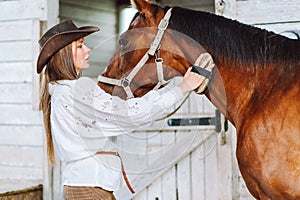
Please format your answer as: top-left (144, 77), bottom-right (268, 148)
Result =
top-left (215, 0), bottom-right (300, 38)
top-left (114, 93), bottom-right (241, 200)
top-left (163, 0), bottom-right (215, 12)
top-left (0, 0), bottom-right (298, 199)
top-left (0, 0), bottom-right (46, 194)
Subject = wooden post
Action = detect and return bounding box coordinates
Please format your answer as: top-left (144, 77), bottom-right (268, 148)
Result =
top-left (215, 0), bottom-right (236, 19)
top-left (43, 0), bottom-right (59, 199)
top-left (31, 20), bottom-right (41, 111)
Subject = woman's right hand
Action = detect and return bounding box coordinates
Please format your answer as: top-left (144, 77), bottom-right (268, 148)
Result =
top-left (178, 67), bottom-right (206, 95)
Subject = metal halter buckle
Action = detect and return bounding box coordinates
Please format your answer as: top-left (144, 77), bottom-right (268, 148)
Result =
top-left (121, 77), bottom-right (130, 87)
top-left (158, 19), bottom-right (168, 30)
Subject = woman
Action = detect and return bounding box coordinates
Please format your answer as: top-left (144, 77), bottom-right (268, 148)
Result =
top-left (37, 20), bottom-right (205, 200)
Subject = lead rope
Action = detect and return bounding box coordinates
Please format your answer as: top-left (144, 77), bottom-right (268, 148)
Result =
top-left (96, 151), bottom-right (135, 193)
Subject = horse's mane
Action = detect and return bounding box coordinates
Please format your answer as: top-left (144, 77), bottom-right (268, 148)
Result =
top-left (168, 6), bottom-right (300, 69)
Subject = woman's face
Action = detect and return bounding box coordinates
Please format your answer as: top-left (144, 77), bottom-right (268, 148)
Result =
top-left (72, 38), bottom-right (91, 74)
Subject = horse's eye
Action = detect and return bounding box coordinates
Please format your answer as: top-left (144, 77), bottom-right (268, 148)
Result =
top-left (119, 38), bottom-right (128, 47)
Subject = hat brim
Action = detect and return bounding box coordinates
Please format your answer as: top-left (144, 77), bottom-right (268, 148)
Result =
top-left (37, 26), bottom-right (99, 74)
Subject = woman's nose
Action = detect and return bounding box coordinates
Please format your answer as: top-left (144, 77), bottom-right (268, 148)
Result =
top-left (84, 45), bottom-right (91, 53)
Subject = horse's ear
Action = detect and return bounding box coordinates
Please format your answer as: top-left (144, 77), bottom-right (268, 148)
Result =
top-left (130, 0), bottom-right (154, 17)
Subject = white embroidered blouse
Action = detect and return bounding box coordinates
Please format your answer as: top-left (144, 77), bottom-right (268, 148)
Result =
top-left (48, 77), bottom-right (184, 192)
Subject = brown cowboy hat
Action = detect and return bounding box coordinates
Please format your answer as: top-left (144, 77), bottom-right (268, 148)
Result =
top-left (36, 20), bottom-right (99, 74)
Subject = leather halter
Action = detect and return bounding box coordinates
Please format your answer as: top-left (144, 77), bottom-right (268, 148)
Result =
top-left (98, 8), bottom-right (173, 99)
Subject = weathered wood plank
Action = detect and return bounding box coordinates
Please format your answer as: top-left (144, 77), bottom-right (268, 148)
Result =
top-left (191, 145), bottom-right (205, 200)
top-left (161, 0), bottom-right (215, 12)
top-left (256, 22), bottom-right (300, 39)
top-left (0, 20), bottom-right (32, 42)
top-left (0, 105), bottom-right (42, 125)
top-left (0, 126), bottom-right (43, 147)
top-left (117, 132), bottom-right (148, 174)
top-left (0, 62), bottom-right (32, 83)
top-left (147, 131), bottom-right (163, 165)
top-left (132, 190), bottom-right (147, 200)
top-left (87, 36), bottom-right (117, 51)
top-left (229, 124), bottom-right (242, 199)
top-left (203, 96), bottom-right (216, 113)
top-left (0, 41), bottom-right (32, 62)
top-left (189, 92), bottom-right (204, 113)
top-left (236, 0), bottom-right (300, 25)
top-left (147, 178), bottom-right (162, 200)
top-left (59, 4), bottom-right (116, 25)
top-left (176, 128), bottom-right (192, 200)
top-left (0, 146), bottom-right (43, 168)
top-left (0, 179), bottom-right (43, 194)
top-left (0, 166), bottom-right (42, 180)
top-left (0, 0), bottom-right (46, 21)
top-left (60, 0), bottom-right (116, 12)
top-left (215, 0), bottom-right (236, 18)
top-left (177, 155), bottom-right (191, 200)
top-left (32, 20), bottom-right (41, 110)
top-left (204, 133), bottom-right (218, 199)
top-left (53, 161), bottom-right (64, 199)
top-left (0, 83), bottom-right (32, 103)
top-left (217, 128), bottom-right (234, 199)
top-left (162, 166), bottom-right (176, 200)
top-left (115, 130), bottom-right (214, 199)
top-left (88, 36), bottom-right (117, 76)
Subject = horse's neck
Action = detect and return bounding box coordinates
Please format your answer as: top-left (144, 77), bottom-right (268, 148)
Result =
top-left (207, 63), bottom-right (260, 126)
top-left (177, 41), bottom-right (256, 125)
top-left (171, 8), bottom-right (271, 125)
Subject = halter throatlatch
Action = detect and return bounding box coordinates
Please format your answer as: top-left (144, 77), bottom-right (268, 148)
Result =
top-left (98, 8), bottom-right (173, 99)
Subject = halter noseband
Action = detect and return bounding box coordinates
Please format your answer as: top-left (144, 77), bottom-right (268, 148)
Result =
top-left (98, 8), bottom-right (173, 99)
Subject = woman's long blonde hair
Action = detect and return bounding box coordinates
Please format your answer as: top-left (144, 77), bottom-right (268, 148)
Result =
top-left (40, 43), bottom-right (79, 165)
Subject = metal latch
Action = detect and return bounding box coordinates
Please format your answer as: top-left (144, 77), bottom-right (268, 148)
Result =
top-left (167, 110), bottom-right (228, 133)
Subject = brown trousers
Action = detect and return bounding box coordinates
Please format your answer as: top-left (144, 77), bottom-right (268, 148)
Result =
top-left (64, 186), bottom-right (116, 200)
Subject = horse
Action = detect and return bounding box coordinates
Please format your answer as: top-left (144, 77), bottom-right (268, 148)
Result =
top-left (97, 0), bottom-right (300, 199)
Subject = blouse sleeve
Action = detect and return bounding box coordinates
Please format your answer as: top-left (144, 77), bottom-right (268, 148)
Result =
top-left (72, 77), bottom-right (185, 136)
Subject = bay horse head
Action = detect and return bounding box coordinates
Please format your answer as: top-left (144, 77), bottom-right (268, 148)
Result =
top-left (98, 0), bottom-right (209, 100)
top-left (99, 0), bottom-right (300, 199)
